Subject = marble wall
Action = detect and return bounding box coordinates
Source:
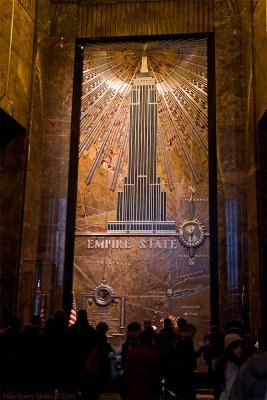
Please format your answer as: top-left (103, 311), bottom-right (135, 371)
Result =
top-left (0, 109), bottom-right (26, 326)
top-left (252, 0), bottom-right (267, 330)
top-left (0, 0), bottom-right (37, 326)
top-left (214, 1), bottom-right (253, 325)
top-left (253, 0), bottom-right (267, 123)
top-left (0, 0), bottom-right (36, 127)
top-left (1, 0), bottom-right (266, 340)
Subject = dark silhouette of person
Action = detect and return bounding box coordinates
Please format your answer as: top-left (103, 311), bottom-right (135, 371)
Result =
top-left (124, 329), bottom-right (162, 399)
top-left (43, 317), bottom-right (54, 334)
top-left (18, 314), bottom-right (45, 392)
top-left (92, 321), bottom-right (115, 395)
top-left (213, 333), bottom-right (247, 400)
top-left (224, 320), bottom-right (245, 336)
top-left (143, 318), bottom-right (158, 342)
top-left (176, 322), bottom-right (199, 400)
top-left (67, 308), bottom-right (98, 398)
top-left (120, 321), bottom-right (142, 398)
top-left (229, 323), bottom-right (267, 400)
top-left (156, 317), bottom-right (183, 395)
top-left (43, 310), bottom-right (70, 393)
top-left (121, 321), bottom-right (142, 371)
top-left (203, 325), bottom-right (225, 372)
top-left (0, 315), bottom-right (21, 393)
top-left (177, 317), bottom-right (188, 334)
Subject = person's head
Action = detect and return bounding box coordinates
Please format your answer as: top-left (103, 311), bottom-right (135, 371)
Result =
top-left (138, 329), bottom-right (155, 346)
top-left (224, 333), bottom-right (244, 360)
top-left (210, 324), bottom-right (221, 336)
top-left (96, 321), bottom-right (109, 335)
top-left (144, 319), bottom-right (152, 330)
top-left (127, 321), bottom-right (141, 340)
top-left (45, 317), bottom-right (54, 330)
top-left (9, 315), bottom-right (21, 331)
top-left (177, 318), bottom-right (188, 331)
top-left (30, 315), bottom-right (42, 328)
top-left (77, 309), bottom-right (88, 323)
top-left (163, 317), bottom-right (173, 330)
top-left (224, 320), bottom-right (245, 335)
top-left (184, 323), bottom-right (197, 338)
top-left (53, 310), bottom-right (68, 328)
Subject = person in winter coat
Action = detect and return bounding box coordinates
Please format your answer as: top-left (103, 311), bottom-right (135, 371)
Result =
top-left (43, 310), bottom-right (70, 393)
top-left (94, 322), bottom-right (115, 394)
top-left (120, 321), bottom-right (142, 398)
top-left (229, 324), bottom-right (267, 400)
top-left (213, 333), bottom-right (247, 400)
top-left (155, 317), bottom-right (183, 388)
top-left (0, 315), bottom-right (22, 393)
top-left (121, 321), bottom-right (142, 371)
top-left (67, 309), bottom-right (98, 394)
top-left (177, 323), bottom-right (200, 400)
top-left (124, 329), bottom-right (162, 399)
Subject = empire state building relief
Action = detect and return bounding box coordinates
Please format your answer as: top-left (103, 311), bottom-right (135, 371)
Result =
top-left (107, 52), bottom-right (176, 234)
top-left (73, 38), bottom-right (211, 342)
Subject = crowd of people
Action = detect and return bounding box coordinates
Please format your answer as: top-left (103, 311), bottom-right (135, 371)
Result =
top-left (0, 310), bottom-right (266, 400)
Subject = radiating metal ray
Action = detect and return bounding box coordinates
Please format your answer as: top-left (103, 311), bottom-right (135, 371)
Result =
top-left (85, 83), bottom-right (134, 184)
top-left (157, 117), bottom-right (174, 191)
top-left (148, 56), bottom-right (208, 150)
top-left (80, 39), bottom-right (207, 186)
top-left (79, 64), bottom-right (138, 157)
top-left (154, 74), bottom-right (202, 183)
top-left (110, 119), bottom-right (130, 191)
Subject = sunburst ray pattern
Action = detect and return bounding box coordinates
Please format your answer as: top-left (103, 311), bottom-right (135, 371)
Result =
top-left (79, 38), bottom-right (208, 190)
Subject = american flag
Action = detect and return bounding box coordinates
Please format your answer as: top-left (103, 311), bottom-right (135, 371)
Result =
top-left (68, 295), bottom-right (76, 326)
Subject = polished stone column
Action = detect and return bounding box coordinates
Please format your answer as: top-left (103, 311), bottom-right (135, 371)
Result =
top-left (214, 1), bottom-right (260, 331)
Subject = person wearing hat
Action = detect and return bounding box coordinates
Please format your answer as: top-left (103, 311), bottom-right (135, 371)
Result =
top-left (213, 333), bottom-right (247, 400)
top-left (229, 324), bottom-right (267, 400)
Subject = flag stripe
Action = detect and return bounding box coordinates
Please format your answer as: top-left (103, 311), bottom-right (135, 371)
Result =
top-left (68, 296), bottom-right (76, 326)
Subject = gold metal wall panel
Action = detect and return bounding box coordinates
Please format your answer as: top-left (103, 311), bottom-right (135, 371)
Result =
top-left (19, 0), bottom-right (36, 19)
top-left (73, 38), bottom-right (210, 362)
top-left (78, 0), bottom-right (214, 38)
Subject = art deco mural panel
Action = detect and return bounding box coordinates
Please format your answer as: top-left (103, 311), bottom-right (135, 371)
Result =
top-left (73, 37), bottom-right (210, 346)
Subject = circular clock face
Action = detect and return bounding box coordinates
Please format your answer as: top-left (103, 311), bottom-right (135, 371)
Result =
top-left (178, 221), bottom-right (205, 247)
